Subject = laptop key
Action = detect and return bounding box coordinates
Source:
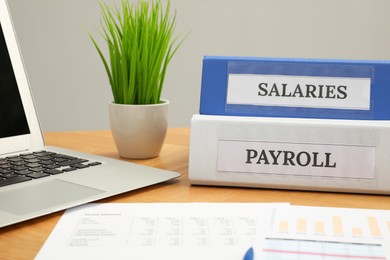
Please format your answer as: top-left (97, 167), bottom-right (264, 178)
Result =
top-left (24, 158), bottom-right (41, 163)
top-left (20, 155), bottom-right (38, 160)
top-left (88, 162), bottom-right (102, 167)
top-left (39, 160), bottom-right (56, 166)
top-left (73, 164), bottom-right (89, 169)
top-left (33, 151), bottom-right (55, 156)
top-left (26, 172), bottom-right (50, 179)
top-left (2, 173), bottom-right (20, 178)
top-left (44, 169), bottom-right (62, 175)
top-left (15, 169), bottom-right (33, 175)
top-left (0, 164), bottom-right (11, 169)
top-left (57, 159), bottom-right (88, 167)
top-left (11, 165), bottom-right (28, 171)
top-left (37, 156), bottom-right (52, 161)
top-left (0, 176), bottom-right (32, 187)
top-left (43, 164), bottom-right (60, 169)
top-left (26, 163), bottom-right (41, 168)
top-left (30, 167), bottom-right (46, 172)
top-left (0, 169), bottom-right (13, 175)
top-left (52, 158), bottom-right (68, 163)
top-left (62, 167), bottom-right (77, 172)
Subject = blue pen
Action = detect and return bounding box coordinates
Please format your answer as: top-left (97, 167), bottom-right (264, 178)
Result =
top-left (243, 247), bottom-right (254, 260)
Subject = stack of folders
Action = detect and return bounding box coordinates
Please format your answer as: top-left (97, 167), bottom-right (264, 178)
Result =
top-left (188, 56), bottom-right (390, 194)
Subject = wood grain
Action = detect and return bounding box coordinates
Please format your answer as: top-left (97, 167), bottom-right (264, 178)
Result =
top-left (1, 128), bottom-right (389, 259)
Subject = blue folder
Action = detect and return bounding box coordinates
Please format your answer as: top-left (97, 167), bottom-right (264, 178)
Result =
top-left (200, 56), bottom-right (390, 120)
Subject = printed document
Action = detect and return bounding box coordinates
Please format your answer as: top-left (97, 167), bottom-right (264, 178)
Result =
top-left (36, 203), bottom-right (284, 260)
top-left (36, 203), bottom-right (390, 259)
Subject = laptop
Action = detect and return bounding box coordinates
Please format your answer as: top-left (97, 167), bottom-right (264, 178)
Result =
top-left (0, 0), bottom-right (180, 228)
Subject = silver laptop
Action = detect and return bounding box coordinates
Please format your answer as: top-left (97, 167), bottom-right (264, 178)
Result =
top-left (0, 0), bottom-right (180, 228)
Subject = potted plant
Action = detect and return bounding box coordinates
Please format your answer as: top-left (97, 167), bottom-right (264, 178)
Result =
top-left (89, 0), bottom-right (185, 159)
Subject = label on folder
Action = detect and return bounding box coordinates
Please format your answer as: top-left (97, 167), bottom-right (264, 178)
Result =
top-left (217, 140), bottom-right (376, 179)
top-left (227, 74), bottom-right (371, 110)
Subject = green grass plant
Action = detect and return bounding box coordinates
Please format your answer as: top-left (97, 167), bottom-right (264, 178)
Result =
top-left (90, 0), bottom-right (184, 105)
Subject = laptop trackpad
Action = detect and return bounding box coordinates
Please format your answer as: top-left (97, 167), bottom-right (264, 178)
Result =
top-left (0, 179), bottom-right (104, 215)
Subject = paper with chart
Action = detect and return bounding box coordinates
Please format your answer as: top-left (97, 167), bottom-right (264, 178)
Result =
top-left (36, 203), bottom-right (390, 260)
top-left (36, 203), bottom-right (285, 260)
top-left (256, 206), bottom-right (390, 259)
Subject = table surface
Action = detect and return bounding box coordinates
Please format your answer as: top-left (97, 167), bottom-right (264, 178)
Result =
top-left (1, 128), bottom-right (390, 259)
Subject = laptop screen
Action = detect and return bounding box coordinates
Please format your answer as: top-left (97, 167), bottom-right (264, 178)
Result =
top-left (0, 23), bottom-right (30, 139)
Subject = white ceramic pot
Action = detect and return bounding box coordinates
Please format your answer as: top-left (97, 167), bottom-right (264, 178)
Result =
top-left (109, 99), bottom-right (169, 159)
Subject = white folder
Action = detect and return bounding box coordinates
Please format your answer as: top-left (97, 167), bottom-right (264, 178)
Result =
top-left (189, 114), bottom-right (390, 194)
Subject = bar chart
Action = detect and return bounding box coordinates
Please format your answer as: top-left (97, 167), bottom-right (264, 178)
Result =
top-left (260, 206), bottom-right (390, 259)
top-left (276, 215), bottom-right (388, 239)
top-left (271, 206), bottom-right (390, 240)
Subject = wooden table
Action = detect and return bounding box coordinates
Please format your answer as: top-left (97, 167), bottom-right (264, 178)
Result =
top-left (1, 128), bottom-right (390, 259)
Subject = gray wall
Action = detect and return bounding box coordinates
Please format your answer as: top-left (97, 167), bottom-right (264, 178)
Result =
top-left (7, 0), bottom-right (390, 131)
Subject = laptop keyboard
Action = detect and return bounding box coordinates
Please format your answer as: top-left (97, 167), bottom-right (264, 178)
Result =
top-left (0, 151), bottom-right (102, 187)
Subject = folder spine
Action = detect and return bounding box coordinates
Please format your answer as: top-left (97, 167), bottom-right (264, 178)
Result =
top-left (200, 56), bottom-right (390, 120)
top-left (188, 114), bottom-right (390, 194)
